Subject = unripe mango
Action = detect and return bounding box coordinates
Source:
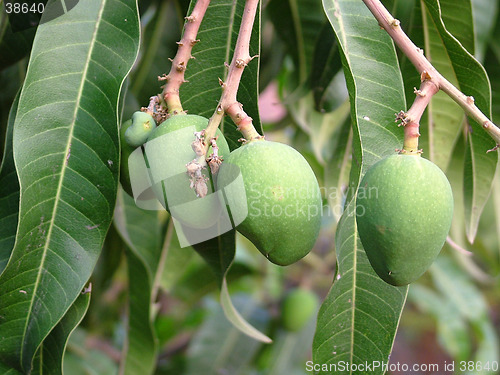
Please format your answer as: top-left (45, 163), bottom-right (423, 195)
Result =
top-left (282, 288), bottom-right (319, 332)
top-left (145, 114), bottom-right (229, 228)
top-left (125, 111), bottom-right (157, 147)
top-left (217, 140), bottom-right (322, 266)
top-left (356, 154), bottom-right (453, 286)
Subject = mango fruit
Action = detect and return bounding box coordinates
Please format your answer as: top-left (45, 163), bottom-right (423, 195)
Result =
top-left (119, 119), bottom-right (134, 196)
top-left (125, 111), bottom-right (157, 147)
top-left (282, 288), bottom-right (319, 332)
top-left (356, 154), bottom-right (453, 286)
top-left (145, 114), bottom-right (230, 228)
top-left (217, 140), bottom-right (322, 266)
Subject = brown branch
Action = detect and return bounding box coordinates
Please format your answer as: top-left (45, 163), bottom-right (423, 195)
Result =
top-left (161, 0), bottom-right (210, 115)
top-left (202, 0), bottom-right (262, 149)
top-left (182, 0), bottom-right (261, 198)
top-left (362, 0), bottom-right (500, 150)
top-left (395, 79), bottom-right (439, 154)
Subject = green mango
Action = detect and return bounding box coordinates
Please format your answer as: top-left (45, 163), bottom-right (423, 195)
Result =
top-left (119, 119), bottom-right (134, 196)
top-left (217, 140), bottom-right (322, 266)
top-left (145, 114), bottom-right (230, 229)
top-left (282, 288), bottom-right (319, 332)
top-left (124, 111), bottom-right (157, 147)
top-left (356, 154), bottom-right (453, 286)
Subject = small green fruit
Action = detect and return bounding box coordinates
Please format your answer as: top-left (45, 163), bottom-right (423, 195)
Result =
top-left (282, 288), bottom-right (319, 332)
top-left (217, 140), bottom-right (322, 266)
top-left (120, 119), bottom-right (134, 196)
top-left (124, 111), bottom-right (157, 147)
top-left (145, 114), bottom-right (230, 228)
top-left (356, 154), bottom-right (453, 286)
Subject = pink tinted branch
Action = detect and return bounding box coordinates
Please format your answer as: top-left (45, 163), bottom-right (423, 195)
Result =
top-left (362, 0), bottom-right (500, 149)
top-left (395, 79), bottom-right (439, 154)
top-left (202, 0), bottom-right (261, 149)
top-left (161, 0), bottom-right (210, 115)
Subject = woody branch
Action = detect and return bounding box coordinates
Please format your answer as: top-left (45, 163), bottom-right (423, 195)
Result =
top-left (362, 0), bottom-right (500, 152)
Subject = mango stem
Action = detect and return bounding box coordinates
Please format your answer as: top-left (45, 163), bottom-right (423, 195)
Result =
top-left (161, 0), bottom-right (210, 115)
top-left (202, 0), bottom-right (261, 149)
top-left (363, 0), bottom-right (500, 151)
top-left (396, 79), bottom-right (439, 155)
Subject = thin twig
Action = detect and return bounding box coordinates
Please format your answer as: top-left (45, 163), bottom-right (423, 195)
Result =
top-left (395, 79), bottom-right (439, 154)
top-left (181, 0), bottom-right (261, 198)
top-left (202, 0), bottom-right (262, 149)
top-left (161, 0), bottom-right (210, 115)
top-left (362, 0), bottom-right (500, 149)
top-left (446, 236), bottom-right (473, 256)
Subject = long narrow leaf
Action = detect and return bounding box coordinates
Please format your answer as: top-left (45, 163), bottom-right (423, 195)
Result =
top-left (313, 1), bottom-right (409, 373)
top-left (31, 292), bottom-right (91, 375)
top-left (0, 92), bottom-right (20, 274)
top-left (0, 1), bottom-right (140, 371)
top-left (114, 189), bottom-right (164, 375)
top-left (422, 0), bottom-right (498, 243)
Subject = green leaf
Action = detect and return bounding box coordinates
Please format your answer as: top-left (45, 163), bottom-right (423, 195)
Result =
top-left (309, 97), bottom-right (350, 165)
top-left (160, 227), bottom-right (195, 292)
top-left (267, 0), bottom-right (326, 85)
top-left (0, 363), bottom-right (22, 375)
top-left (313, 1), bottom-right (409, 373)
top-left (63, 328), bottom-right (118, 375)
top-left (438, 0), bottom-right (475, 54)
top-left (0, 0), bottom-right (140, 371)
top-left (113, 189), bottom-right (165, 375)
top-left (472, 319), bottom-right (500, 375)
top-left (323, 110), bottom-right (352, 223)
top-left (310, 23), bottom-right (343, 112)
top-left (431, 255), bottom-right (488, 322)
top-left (430, 255), bottom-right (499, 367)
top-left (493, 166), bottom-right (500, 256)
top-left (261, 315), bottom-right (316, 375)
top-left (193, 231), bottom-right (272, 343)
top-left (419, 1), bottom-right (465, 171)
top-left (409, 284), bottom-right (471, 362)
top-left (181, 0), bottom-right (262, 150)
top-left (0, 92), bottom-right (20, 274)
top-left (193, 231), bottom-right (235, 286)
top-left (471, 0), bottom-right (499, 62)
top-left (185, 295), bottom-right (270, 375)
top-left (129, 0), bottom-right (182, 105)
top-left (422, 0), bottom-right (498, 243)
top-left (0, 8), bottom-right (36, 71)
top-left (31, 291), bottom-right (91, 375)
top-left (220, 279), bottom-right (271, 343)
top-left (0, 63), bottom-right (25, 136)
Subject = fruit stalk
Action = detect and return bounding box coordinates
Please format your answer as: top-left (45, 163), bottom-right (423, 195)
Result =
top-left (202, 0), bottom-right (261, 148)
top-left (362, 0), bottom-right (500, 151)
top-left (396, 79), bottom-right (439, 154)
top-left (161, 0), bottom-right (210, 115)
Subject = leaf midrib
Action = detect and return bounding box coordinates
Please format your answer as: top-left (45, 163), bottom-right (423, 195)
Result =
top-left (19, 1), bottom-right (107, 368)
top-left (330, 0), bottom-right (357, 371)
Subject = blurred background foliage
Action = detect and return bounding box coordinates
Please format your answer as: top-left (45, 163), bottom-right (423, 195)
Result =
top-left (0, 0), bottom-right (499, 373)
